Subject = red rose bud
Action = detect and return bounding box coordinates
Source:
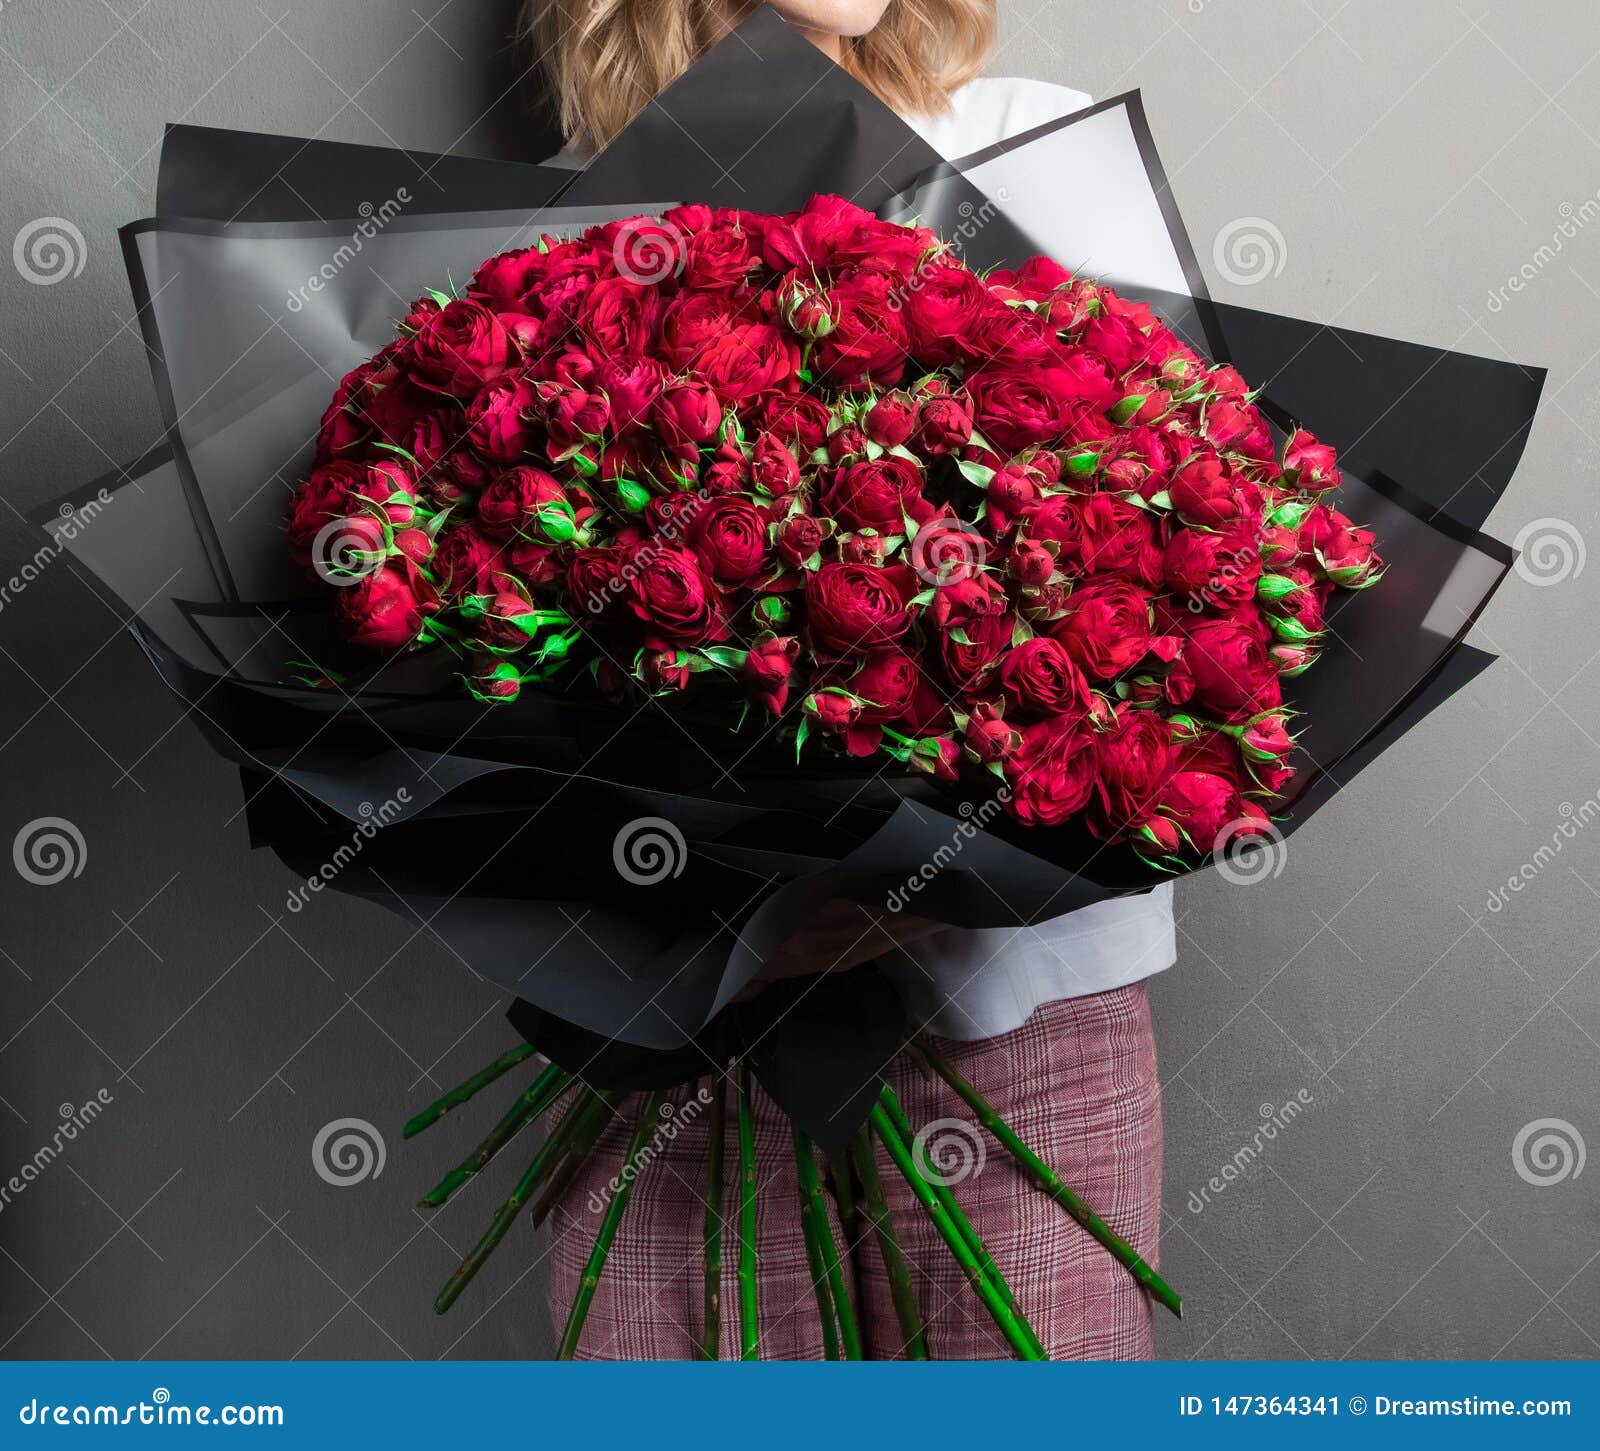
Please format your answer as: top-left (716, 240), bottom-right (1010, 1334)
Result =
top-left (1134, 814), bottom-right (1183, 857)
top-left (963, 700), bottom-right (1022, 766)
top-left (907, 736), bottom-right (961, 782)
top-left (1269, 641), bottom-right (1319, 675)
top-left (779, 276), bottom-right (838, 340)
top-left (409, 299), bottom-right (512, 398)
top-left (1157, 770), bottom-right (1241, 852)
top-left (750, 432), bottom-right (801, 495)
top-left (838, 530), bottom-right (889, 566)
top-left (987, 464), bottom-right (1041, 520)
top-left (775, 513), bottom-right (826, 569)
top-left (865, 392), bottom-right (917, 447)
top-left (1008, 539), bottom-right (1057, 588)
top-left (478, 466), bottom-right (576, 542)
top-left (752, 595), bottom-right (792, 628)
top-left (913, 393), bottom-right (974, 455)
top-left (804, 688), bottom-right (862, 735)
top-left (825, 422), bottom-right (871, 464)
top-left (1283, 429), bottom-right (1341, 491)
top-left (651, 381), bottom-right (723, 453)
top-left (468, 659), bottom-right (523, 704)
top-left (1235, 711), bottom-right (1295, 764)
top-left (392, 527), bottom-right (433, 565)
top-left (1169, 455), bottom-right (1241, 526)
top-left (641, 649), bottom-right (693, 693)
top-left (745, 636), bottom-right (800, 714)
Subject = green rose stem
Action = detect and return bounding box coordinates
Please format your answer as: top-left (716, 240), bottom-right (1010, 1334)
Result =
top-left (557, 1092), bottom-right (663, 1360)
top-left (419, 1065), bottom-right (574, 1208)
top-left (910, 1040), bottom-right (1182, 1320)
top-left (433, 1087), bottom-right (606, 1315)
top-left (403, 1043), bottom-right (541, 1139)
top-left (849, 1131), bottom-right (929, 1360)
top-left (699, 1075), bottom-right (727, 1362)
top-left (794, 1162), bottom-right (840, 1360)
top-left (528, 1090), bottom-right (614, 1230)
top-left (869, 1093), bottom-right (1044, 1361)
top-left (878, 1084), bottom-right (1046, 1360)
top-left (736, 1062), bottom-right (760, 1361)
top-left (792, 1130), bottom-right (846, 1360)
top-left (797, 1129), bottom-right (863, 1360)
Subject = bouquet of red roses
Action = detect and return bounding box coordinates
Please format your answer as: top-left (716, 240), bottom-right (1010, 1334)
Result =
top-left (291, 194), bottom-right (1380, 865)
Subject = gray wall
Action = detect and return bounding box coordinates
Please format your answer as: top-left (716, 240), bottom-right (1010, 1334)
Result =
top-left (0, 0), bottom-right (1595, 1361)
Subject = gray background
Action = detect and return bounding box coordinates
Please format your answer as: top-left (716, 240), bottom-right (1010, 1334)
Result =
top-left (0, 0), bottom-right (1595, 1361)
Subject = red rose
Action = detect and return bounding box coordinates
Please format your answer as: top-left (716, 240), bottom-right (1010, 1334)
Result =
top-left (1301, 505), bottom-right (1383, 587)
top-left (822, 456), bottom-right (927, 533)
top-left (336, 563), bottom-right (436, 651)
top-left (775, 513), bottom-right (825, 569)
top-left (805, 562), bottom-right (915, 656)
top-left (967, 363), bottom-right (1111, 452)
top-left (697, 323), bottom-right (801, 404)
top-left (928, 574), bottom-right (1011, 694)
top-left (430, 524), bottom-right (504, 599)
top-left (848, 649), bottom-right (921, 720)
top-left (963, 699), bottom-right (1023, 766)
top-left (288, 462), bottom-right (360, 563)
top-left (1283, 429), bottom-right (1341, 491)
top-left (687, 496), bottom-right (768, 585)
top-left (478, 466), bottom-right (574, 542)
top-left (683, 225), bottom-right (754, 290)
top-left (865, 392), bottom-right (916, 447)
top-left (1052, 580), bottom-right (1153, 679)
top-left (1163, 528), bottom-right (1262, 609)
top-left (745, 636), bottom-right (800, 714)
top-left (1184, 616), bottom-right (1277, 720)
top-left (812, 272), bottom-right (909, 388)
top-left (999, 637), bottom-right (1092, 718)
top-left (627, 544), bottom-right (725, 647)
top-left (652, 381), bottom-right (722, 454)
top-left (409, 300), bottom-right (512, 398)
top-left (567, 546), bottom-right (627, 619)
top-left (1005, 718), bottom-right (1099, 827)
top-left (1088, 710), bottom-right (1177, 841)
top-left (899, 263), bottom-right (992, 365)
top-left (1156, 770), bottom-right (1242, 852)
top-left (912, 392), bottom-right (973, 455)
top-left (466, 375), bottom-right (537, 463)
top-left (595, 357), bottom-right (665, 433)
top-left (1076, 493), bottom-right (1161, 585)
top-left (1170, 454), bottom-right (1246, 527)
top-left (749, 432), bottom-right (801, 496)
top-left (579, 276), bottom-right (659, 358)
top-left (758, 391), bottom-right (831, 453)
top-left (1101, 425), bottom-right (1174, 499)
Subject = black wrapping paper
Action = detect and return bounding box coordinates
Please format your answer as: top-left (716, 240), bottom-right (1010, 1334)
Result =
top-left (38, 6), bottom-right (1542, 1148)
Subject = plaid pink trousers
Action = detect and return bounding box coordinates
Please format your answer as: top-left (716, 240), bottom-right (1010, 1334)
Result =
top-left (542, 982), bottom-right (1162, 1360)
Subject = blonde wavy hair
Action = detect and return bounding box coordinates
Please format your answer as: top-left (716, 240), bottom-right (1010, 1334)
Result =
top-left (522, 1), bottom-right (996, 151)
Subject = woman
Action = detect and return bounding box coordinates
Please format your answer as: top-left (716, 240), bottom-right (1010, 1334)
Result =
top-left (528, 0), bottom-right (1175, 1360)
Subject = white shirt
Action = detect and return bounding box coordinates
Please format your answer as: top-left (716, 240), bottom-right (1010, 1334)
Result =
top-left (545, 75), bottom-right (1177, 1039)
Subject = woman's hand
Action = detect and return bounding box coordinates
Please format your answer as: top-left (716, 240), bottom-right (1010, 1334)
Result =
top-left (736, 898), bottom-right (945, 999)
